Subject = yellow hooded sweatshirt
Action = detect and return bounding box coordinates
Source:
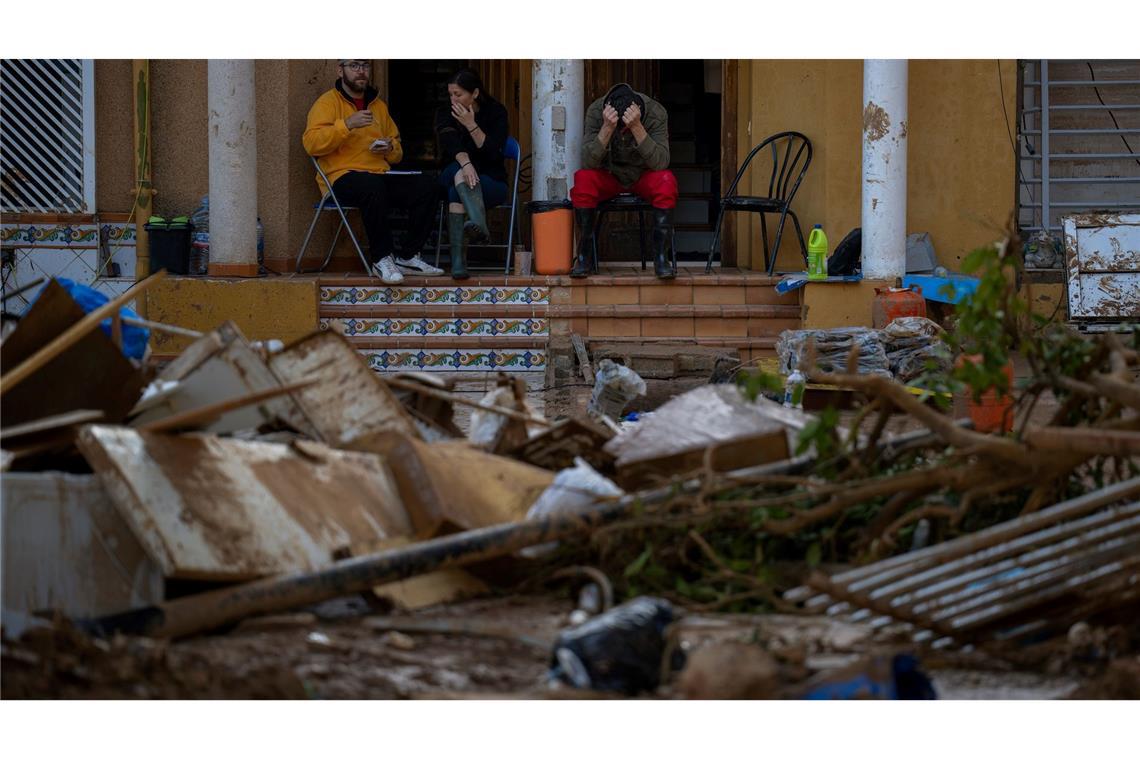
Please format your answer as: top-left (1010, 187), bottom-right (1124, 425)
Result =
top-left (303, 80), bottom-right (404, 194)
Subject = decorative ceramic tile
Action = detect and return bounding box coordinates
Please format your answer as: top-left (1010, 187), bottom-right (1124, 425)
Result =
top-left (1, 223), bottom-right (98, 247)
top-left (321, 317), bottom-right (548, 338)
top-left (320, 285), bottom-right (549, 306)
top-left (358, 348), bottom-right (546, 372)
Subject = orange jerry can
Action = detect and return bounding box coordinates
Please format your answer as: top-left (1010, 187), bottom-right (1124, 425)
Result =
top-left (872, 285), bottom-right (926, 328)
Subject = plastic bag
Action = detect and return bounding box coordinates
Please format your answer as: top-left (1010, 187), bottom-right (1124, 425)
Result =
top-left (526, 457), bottom-right (624, 522)
top-left (882, 317), bottom-right (949, 381)
top-left (548, 596), bottom-right (681, 695)
top-left (467, 384), bottom-right (541, 448)
top-left (776, 327), bottom-right (890, 377)
top-left (588, 359), bottom-right (646, 423)
top-left (45, 278), bottom-right (149, 360)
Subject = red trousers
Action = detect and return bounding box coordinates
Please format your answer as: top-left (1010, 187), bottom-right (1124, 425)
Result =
top-left (570, 168), bottom-right (678, 209)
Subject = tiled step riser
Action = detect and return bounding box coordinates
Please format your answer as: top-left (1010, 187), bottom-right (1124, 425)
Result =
top-left (321, 317), bottom-right (548, 338)
top-left (359, 347), bottom-right (545, 373)
top-left (320, 285), bottom-right (549, 307)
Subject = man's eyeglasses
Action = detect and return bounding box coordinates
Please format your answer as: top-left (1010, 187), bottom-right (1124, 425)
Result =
top-left (342, 62), bottom-right (371, 72)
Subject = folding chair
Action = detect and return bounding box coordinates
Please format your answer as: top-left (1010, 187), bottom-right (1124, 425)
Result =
top-left (591, 193), bottom-right (677, 273)
top-left (294, 156), bottom-right (371, 274)
top-left (706, 131), bottom-right (813, 275)
top-left (434, 136), bottom-right (524, 275)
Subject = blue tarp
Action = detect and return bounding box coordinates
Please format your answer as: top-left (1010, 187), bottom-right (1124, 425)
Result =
top-left (24, 278), bottom-right (149, 360)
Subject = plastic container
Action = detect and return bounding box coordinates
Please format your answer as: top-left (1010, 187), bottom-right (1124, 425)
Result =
top-left (783, 368), bottom-right (806, 409)
top-left (190, 196), bottom-right (211, 275)
top-left (872, 284), bottom-right (926, 328)
top-left (145, 219), bottom-right (193, 275)
top-left (954, 355), bottom-right (1015, 434)
top-left (528, 200), bottom-right (573, 275)
top-left (807, 224), bottom-right (829, 280)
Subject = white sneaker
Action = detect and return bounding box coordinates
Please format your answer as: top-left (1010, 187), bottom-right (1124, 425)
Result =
top-left (372, 255), bottom-right (404, 284)
top-left (396, 253), bottom-right (444, 277)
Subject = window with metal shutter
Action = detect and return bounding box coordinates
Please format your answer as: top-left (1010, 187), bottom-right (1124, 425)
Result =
top-left (0, 59), bottom-right (95, 214)
top-left (1017, 60), bottom-right (1140, 271)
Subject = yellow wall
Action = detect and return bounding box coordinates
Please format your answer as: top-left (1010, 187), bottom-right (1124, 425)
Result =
top-left (146, 277), bottom-right (319, 356)
top-left (738, 60), bottom-right (1018, 277)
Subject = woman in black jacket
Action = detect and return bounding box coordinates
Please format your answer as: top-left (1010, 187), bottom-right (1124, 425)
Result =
top-left (435, 68), bottom-right (510, 279)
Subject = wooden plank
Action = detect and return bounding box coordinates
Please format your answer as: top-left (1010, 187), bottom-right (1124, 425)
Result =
top-left (1, 409), bottom-right (103, 443)
top-left (0, 280), bottom-right (145, 428)
top-left (268, 330), bottom-right (421, 446)
top-left (1, 472), bottom-right (163, 627)
top-left (76, 426), bottom-right (412, 581)
top-left (137, 380), bottom-right (317, 434)
top-left (571, 333), bottom-right (595, 384)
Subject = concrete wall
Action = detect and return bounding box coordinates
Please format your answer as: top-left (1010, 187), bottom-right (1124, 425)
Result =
top-left (740, 60), bottom-right (1018, 275)
top-left (94, 59), bottom-right (348, 270)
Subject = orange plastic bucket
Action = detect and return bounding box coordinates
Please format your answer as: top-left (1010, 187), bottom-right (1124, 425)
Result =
top-left (954, 355), bottom-right (1015, 434)
top-left (529, 200), bottom-right (573, 275)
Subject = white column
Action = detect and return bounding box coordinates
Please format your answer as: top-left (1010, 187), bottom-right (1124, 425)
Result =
top-left (532, 60), bottom-right (584, 202)
top-left (207, 59), bottom-right (259, 276)
top-left (861, 59), bottom-right (908, 280)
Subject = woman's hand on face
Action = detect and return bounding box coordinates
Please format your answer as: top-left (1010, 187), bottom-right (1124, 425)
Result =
top-left (451, 102), bottom-right (477, 131)
top-left (460, 163), bottom-right (479, 189)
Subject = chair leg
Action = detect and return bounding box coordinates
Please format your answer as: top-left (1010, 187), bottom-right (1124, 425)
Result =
top-left (504, 199), bottom-right (516, 275)
top-left (434, 202), bottom-right (445, 268)
top-left (336, 208), bottom-right (371, 275)
top-left (706, 204), bottom-right (728, 274)
top-left (788, 209), bottom-right (809, 268)
top-left (294, 206), bottom-right (324, 273)
top-left (639, 211), bottom-right (647, 271)
top-left (759, 213), bottom-right (770, 275)
top-left (768, 209), bottom-right (791, 277)
top-left (319, 218), bottom-right (344, 272)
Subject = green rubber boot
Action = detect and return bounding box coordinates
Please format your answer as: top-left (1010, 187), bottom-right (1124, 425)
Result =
top-left (448, 212), bottom-right (469, 280)
top-left (454, 181), bottom-right (490, 243)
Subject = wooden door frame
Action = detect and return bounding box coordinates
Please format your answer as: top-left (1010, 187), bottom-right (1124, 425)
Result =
top-left (719, 60), bottom-right (739, 269)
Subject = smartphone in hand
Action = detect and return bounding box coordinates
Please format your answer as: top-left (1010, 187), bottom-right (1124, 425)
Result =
top-left (370, 138), bottom-right (391, 153)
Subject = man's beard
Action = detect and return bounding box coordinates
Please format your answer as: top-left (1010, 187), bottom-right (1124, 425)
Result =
top-left (344, 76), bottom-right (368, 96)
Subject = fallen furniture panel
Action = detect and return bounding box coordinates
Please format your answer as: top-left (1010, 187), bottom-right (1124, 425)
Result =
top-left (1, 472), bottom-right (163, 633)
top-left (507, 417), bottom-right (615, 473)
top-left (76, 426), bottom-right (411, 581)
top-left (131, 322), bottom-right (315, 437)
top-left (349, 432), bottom-right (553, 538)
top-left (268, 331), bottom-right (420, 445)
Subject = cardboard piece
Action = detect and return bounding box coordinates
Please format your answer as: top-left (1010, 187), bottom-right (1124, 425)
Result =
top-left (77, 425), bottom-right (411, 580)
top-left (351, 433), bottom-right (553, 538)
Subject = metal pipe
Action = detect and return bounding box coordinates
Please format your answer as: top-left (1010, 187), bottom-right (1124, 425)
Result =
top-left (860, 59), bottom-right (908, 281)
top-left (131, 60), bottom-right (154, 317)
top-left (1040, 60), bottom-right (1051, 233)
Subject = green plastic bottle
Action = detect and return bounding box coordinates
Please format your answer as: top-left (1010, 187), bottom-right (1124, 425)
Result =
top-left (807, 224), bottom-right (828, 280)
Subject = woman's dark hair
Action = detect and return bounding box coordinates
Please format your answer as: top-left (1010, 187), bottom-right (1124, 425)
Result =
top-left (448, 68), bottom-right (494, 106)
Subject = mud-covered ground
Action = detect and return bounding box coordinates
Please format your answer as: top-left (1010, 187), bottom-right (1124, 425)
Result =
top-left (5, 592), bottom-right (1131, 700)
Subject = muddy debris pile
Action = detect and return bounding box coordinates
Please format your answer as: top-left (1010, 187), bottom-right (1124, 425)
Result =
top-left (2, 269), bottom-right (1139, 699)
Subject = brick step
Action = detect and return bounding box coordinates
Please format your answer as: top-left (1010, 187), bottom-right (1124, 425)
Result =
top-left (548, 304), bottom-right (800, 319)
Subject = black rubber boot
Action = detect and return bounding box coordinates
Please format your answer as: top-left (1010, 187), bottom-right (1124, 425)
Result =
top-left (570, 208), bottom-right (596, 279)
top-left (652, 208), bottom-right (675, 280)
top-left (454, 182), bottom-right (489, 243)
top-left (448, 212), bottom-right (469, 280)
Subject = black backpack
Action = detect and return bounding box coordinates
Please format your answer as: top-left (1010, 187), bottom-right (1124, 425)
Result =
top-left (827, 227), bottom-right (861, 276)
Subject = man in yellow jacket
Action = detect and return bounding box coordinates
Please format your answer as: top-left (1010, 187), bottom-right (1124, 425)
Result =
top-left (303, 60), bottom-right (441, 283)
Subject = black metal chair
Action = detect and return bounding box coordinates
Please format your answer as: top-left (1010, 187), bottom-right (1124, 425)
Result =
top-left (706, 131), bottom-right (812, 275)
top-left (592, 193), bottom-right (676, 273)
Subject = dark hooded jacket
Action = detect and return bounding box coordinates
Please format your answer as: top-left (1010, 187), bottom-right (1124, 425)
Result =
top-left (434, 96), bottom-right (510, 182)
top-left (581, 83), bottom-right (670, 187)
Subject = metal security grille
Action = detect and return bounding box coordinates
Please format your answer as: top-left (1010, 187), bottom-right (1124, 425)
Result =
top-left (1017, 60), bottom-right (1140, 265)
top-left (1, 59), bottom-right (95, 213)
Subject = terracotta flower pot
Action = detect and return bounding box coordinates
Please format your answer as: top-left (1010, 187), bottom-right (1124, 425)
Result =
top-left (953, 354), bottom-right (1015, 434)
